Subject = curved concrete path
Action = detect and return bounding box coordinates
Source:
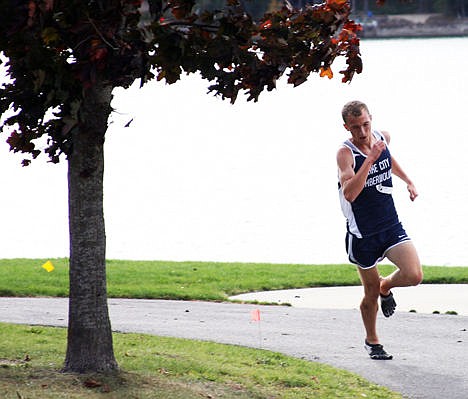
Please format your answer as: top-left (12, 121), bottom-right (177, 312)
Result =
top-left (230, 284), bottom-right (468, 316)
top-left (0, 286), bottom-right (467, 399)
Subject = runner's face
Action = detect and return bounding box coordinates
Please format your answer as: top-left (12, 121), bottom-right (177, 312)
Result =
top-left (344, 110), bottom-right (372, 143)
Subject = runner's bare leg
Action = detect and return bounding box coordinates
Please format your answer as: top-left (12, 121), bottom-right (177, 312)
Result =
top-left (380, 241), bottom-right (423, 295)
top-left (357, 266), bottom-right (381, 344)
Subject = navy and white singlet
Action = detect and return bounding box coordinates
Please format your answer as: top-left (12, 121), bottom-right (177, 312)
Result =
top-left (338, 131), bottom-right (400, 238)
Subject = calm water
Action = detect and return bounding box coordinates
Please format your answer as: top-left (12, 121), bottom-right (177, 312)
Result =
top-left (1, 37), bottom-right (468, 266)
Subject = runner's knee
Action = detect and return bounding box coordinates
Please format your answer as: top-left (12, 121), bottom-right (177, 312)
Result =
top-left (362, 283), bottom-right (380, 302)
top-left (405, 267), bottom-right (423, 286)
top-left (412, 268), bottom-right (423, 285)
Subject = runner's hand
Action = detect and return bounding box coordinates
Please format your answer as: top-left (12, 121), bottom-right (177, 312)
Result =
top-left (368, 141), bottom-right (386, 163)
top-left (407, 182), bottom-right (418, 201)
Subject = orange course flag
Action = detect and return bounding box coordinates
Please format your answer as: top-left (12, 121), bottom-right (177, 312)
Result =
top-left (251, 309), bottom-right (261, 321)
top-left (42, 260), bottom-right (55, 272)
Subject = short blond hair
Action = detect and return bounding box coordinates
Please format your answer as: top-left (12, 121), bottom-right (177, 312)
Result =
top-left (341, 101), bottom-right (370, 123)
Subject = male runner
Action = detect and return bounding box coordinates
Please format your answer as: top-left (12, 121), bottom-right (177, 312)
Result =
top-left (336, 100), bottom-right (423, 360)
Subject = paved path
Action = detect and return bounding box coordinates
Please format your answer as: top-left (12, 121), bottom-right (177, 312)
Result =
top-left (230, 284), bottom-right (468, 316)
top-left (0, 295), bottom-right (467, 399)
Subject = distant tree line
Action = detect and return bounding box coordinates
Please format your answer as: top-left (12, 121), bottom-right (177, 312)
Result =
top-left (352, 0), bottom-right (467, 17)
top-left (196, 1), bottom-right (325, 19)
top-left (196, 1), bottom-right (467, 18)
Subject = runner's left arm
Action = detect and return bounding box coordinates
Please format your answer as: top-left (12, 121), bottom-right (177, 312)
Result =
top-left (391, 156), bottom-right (418, 201)
top-left (383, 130), bottom-right (418, 202)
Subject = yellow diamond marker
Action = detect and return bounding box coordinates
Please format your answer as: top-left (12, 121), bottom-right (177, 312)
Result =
top-left (42, 260), bottom-right (55, 272)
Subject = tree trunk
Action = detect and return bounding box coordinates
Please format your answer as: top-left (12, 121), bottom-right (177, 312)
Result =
top-left (63, 82), bottom-right (118, 373)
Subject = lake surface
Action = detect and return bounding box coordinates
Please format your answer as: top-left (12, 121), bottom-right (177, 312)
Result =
top-left (1, 37), bottom-right (467, 266)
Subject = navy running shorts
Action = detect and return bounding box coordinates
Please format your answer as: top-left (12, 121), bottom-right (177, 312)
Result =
top-left (345, 223), bottom-right (411, 269)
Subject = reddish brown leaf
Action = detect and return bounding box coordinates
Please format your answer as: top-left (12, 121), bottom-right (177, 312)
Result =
top-left (27, 0), bottom-right (36, 26)
top-left (327, 0), bottom-right (348, 5)
top-left (84, 378), bottom-right (102, 388)
top-left (260, 19), bottom-right (272, 30)
top-left (44, 0), bottom-right (54, 11)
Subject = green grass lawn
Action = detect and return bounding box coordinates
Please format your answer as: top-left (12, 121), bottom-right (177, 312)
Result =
top-left (1, 258), bottom-right (466, 398)
top-left (0, 323), bottom-right (402, 399)
top-left (1, 258), bottom-right (467, 300)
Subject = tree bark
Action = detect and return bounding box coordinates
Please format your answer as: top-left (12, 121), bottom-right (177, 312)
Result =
top-left (63, 82), bottom-right (118, 373)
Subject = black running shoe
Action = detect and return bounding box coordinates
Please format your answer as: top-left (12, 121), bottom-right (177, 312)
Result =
top-left (365, 341), bottom-right (393, 360)
top-left (380, 291), bottom-right (397, 317)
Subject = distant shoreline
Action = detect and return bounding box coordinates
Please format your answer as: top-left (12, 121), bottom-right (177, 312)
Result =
top-left (357, 13), bottom-right (468, 38)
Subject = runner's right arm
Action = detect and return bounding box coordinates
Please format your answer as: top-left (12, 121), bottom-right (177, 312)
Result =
top-left (337, 143), bottom-right (384, 202)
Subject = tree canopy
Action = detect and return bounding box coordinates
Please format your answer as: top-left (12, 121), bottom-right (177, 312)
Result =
top-left (1, 0), bottom-right (362, 166)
